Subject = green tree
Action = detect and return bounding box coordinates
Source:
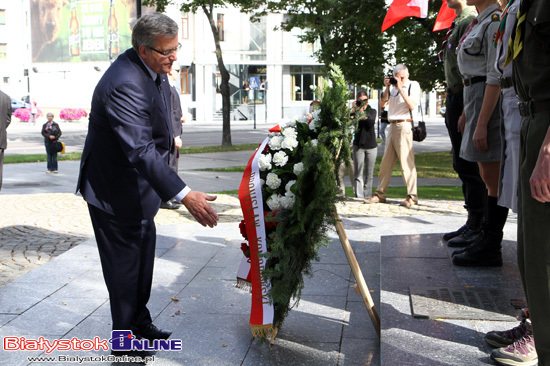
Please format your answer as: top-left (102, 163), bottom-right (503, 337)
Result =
top-left (263, 0), bottom-right (387, 87)
top-left (143, 0), bottom-right (262, 146)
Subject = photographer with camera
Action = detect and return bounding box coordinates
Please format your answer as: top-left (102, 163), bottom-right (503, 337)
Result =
top-left (351, 90), bottom-right (378, 200)
top-left (365, 64), bottom-right (420, 208)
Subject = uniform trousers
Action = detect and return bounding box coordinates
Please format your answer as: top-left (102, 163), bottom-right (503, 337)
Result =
top-left (444, 90), bottom-right (486, 213)
top-left (88, 204), bottom-right (156, 335)
top-left (518, 111), bottom-right (550, 364)
top-left (374, 121), bottom-right (417, 201)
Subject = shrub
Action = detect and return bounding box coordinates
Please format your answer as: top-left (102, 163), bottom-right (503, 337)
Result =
top-left (60, 108), bottom-right (88, 121)
top-left (13, 108), bottom-right (42, 122)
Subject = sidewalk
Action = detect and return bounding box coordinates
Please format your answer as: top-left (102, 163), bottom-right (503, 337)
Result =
top-left (0, 120), bottom-right (521, 365)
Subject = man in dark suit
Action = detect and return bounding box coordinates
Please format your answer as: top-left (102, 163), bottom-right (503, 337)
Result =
top-left (76, 13), bottom-right (218, 353)
top-left (0, 89), bottom-right (11, 191)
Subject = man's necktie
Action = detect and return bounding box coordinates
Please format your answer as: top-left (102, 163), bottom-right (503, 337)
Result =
top-left (155, 74), bottom-right (167, 108)
top-left (438, 21), bottom-right (456, 62)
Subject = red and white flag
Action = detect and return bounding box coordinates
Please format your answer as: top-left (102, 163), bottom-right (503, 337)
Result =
top-left (381, 0), bottom-right (429, 32)
top-left (433, 0), bottom-right (457, 32)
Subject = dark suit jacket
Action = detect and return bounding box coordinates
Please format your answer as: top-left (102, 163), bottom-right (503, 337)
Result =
top-left (77, 48), bottom-right (186, 220)
top-left (0, 90), bottom-right (11, 150)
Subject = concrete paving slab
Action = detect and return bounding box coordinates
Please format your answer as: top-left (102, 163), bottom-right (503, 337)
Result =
top-left (380, 233), bottom-right (523, 366)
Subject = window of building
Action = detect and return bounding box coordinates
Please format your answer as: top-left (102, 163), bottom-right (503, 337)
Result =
top-left (180, 66), bottom-right (190, 94)
top-left (0, 44), bottom-right (7, 59)
top-left (3, 77), bottom-right (9, 84)
top-left (290, 66), bottom-right (323, 101)
top-left (217, 14), bottom-right (224, 41)
top-left (181, 12), bottom-right (189, 40)
top-left (0, 10), bottom-right (6, 25)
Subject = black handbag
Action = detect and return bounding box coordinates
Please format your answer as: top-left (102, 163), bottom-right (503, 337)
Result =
top-left (410, 108), bottom-right (426, 142)
top-left (50, 141), bottom-right (64, 153)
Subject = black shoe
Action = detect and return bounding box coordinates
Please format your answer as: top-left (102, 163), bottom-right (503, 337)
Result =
top-left (160, 201), bottom-right (180, 210)
top-left (139, 323), bottom-right (172, 341)
top-left (443, 223), bottom-right (468, 241)
top-left (447, 225), bottom-right (482, 247)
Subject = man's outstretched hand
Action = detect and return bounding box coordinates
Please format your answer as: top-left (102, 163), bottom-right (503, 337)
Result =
top-left (182, 191), bottom-right (219, 228)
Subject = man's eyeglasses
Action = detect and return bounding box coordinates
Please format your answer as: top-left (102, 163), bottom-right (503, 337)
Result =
top-left (148, 43), bottom-right (182, 57)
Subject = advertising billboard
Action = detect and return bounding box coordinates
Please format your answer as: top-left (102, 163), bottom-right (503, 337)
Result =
top-left (31, 0), bottom-right (138, 63)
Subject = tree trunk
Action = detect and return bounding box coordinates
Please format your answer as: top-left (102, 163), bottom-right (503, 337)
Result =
top-left (203, 3), bottom-right (232, 146)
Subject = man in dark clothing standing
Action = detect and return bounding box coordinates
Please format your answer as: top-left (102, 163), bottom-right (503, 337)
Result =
top-left (439, 0), bottom-right (487, 247)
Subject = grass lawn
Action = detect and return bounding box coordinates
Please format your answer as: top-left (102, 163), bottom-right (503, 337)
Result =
top-left (6, 145), bottom-right (462, 200)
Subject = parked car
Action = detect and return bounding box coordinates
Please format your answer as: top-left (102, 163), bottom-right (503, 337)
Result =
top-left (11, 98), bottom-right (30, 113)
top-left (439, 107), bottom-right (446, 118)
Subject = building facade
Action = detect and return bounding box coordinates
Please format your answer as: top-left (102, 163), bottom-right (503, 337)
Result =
top-left (0, 0), bottom-right (325, 123)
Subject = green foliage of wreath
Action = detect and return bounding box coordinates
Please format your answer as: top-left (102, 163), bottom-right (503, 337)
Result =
top-left (262, 64), bottom-right (353, 329)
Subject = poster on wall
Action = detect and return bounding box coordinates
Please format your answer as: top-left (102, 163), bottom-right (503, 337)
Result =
top-left (30, 0), bottom-right (145, 63)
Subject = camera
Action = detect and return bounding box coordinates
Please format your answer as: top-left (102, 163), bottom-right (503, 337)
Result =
top-left (355, 99), bottom-right (363, 107)
top-left (389, 76), bottom-right (398, 85)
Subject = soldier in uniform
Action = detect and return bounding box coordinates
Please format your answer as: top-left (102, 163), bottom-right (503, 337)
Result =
top-left (452, 0), bottom-right (508, 267)
top-left (440, 0), bottom-right (487, 248)
top-left (511, 0), bottom-right (550, 364)
top-left (484, 1), bottom-right (539, 364)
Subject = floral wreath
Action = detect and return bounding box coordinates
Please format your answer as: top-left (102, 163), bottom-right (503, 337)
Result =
top-left (237, 65), bottom-right (352, 340)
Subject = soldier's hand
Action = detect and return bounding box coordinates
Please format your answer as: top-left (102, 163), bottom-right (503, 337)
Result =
top-left (457, 112), bottom-right (466, 134)
top-left (182, 191), bottom-right (219, 228)
top-left (472, 125), bottom-right (488, 152)
top-left (530, 148), bottom-right (550, 203)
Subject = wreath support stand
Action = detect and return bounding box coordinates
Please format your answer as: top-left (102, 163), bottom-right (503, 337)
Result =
top-left (333, 143), bottom-right (380, 338)
top-left (334, 211), bottom-right (380, 338)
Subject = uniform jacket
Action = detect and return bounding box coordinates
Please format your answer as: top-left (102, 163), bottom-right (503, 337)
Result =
top-left (77, 48), bottom-right (186, 220)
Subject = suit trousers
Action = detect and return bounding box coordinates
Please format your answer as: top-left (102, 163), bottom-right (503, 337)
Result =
top-left (0, 148), bottom-right (4, 191)
top-left (444, 91), bottom-right (486, 214)
top-left (375, 122), bottom-right (417, 201)
top-left (518, 111), bottom-right (550, 364)
top-left (88, 204), bottom-right (155, 335)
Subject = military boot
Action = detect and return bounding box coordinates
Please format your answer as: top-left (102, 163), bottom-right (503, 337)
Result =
top-left (447, 210), bottom-right (483, 247)
top-left (452, 230), bottom-right (503, 267)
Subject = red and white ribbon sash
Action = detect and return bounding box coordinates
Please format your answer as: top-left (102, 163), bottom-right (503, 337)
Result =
top-left (238, 137), bottom-right (274, 337)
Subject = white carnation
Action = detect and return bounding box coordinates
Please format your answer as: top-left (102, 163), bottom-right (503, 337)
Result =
top-left (282, 127), bottom-right (297, 138)
top-left (266, 172), bottom-right (282, 190)
top-left (269, 135), bottom-right (284, 150)
top-left (311, 139), bottom-right (318, 148)
top-left (312, 109), bottom-right (321, 122)
top-left (272, 151), bottom-right (289, 167)
top-left (282, 136), bottom-right (299, 151)
top-left (309, 119), bottom-right (317, 131)
top-left (267, 194), bottom-right (282, 210)
top-left (260, 179), bottom-right (265, 186)
top-left (293, 162), bottom-right (304, 175)
top-left (279, 196), bottom-right (296, 210)
top-left (285, 180), bottom-right (296, 193)
top-left (258, 153), bottom-right (272, 171)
